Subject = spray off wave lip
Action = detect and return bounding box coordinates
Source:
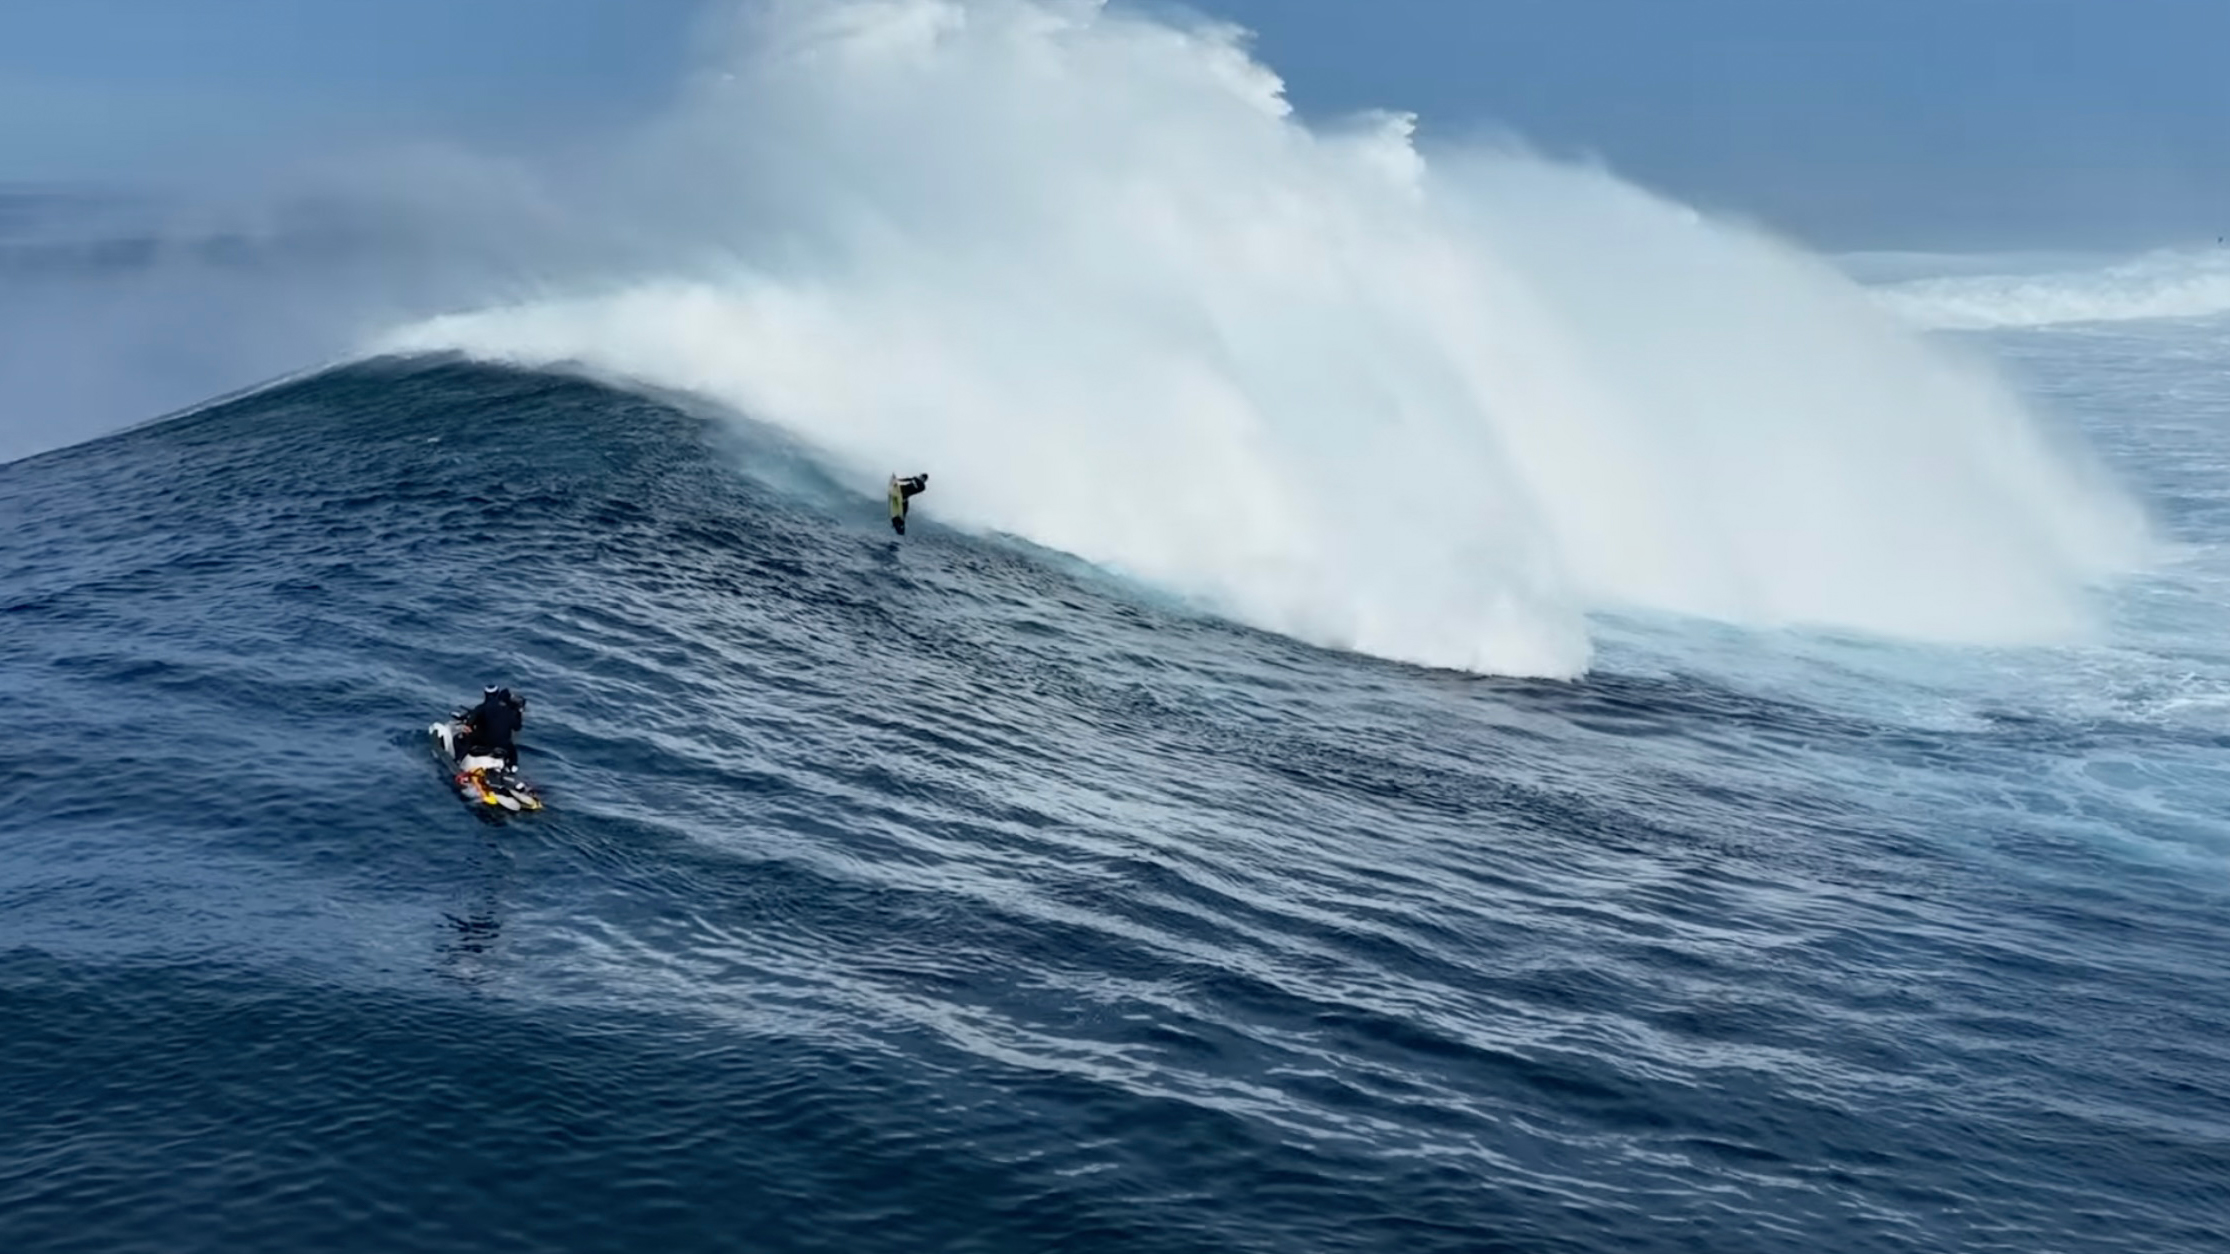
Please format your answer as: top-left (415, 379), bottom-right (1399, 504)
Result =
top-left (373, 0), bottom-right (2148, 678)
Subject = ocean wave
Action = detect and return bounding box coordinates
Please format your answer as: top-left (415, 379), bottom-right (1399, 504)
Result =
top-left (1877, 247), bottom-right (2230, 329)
top-left (370, 0), bottom-right (2148, 677)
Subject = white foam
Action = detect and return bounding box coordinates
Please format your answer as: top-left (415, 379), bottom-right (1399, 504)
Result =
top-left (378, 0), bottom-right (2150, 677)
top-left (1877, 248), bottom-right (2230, 330)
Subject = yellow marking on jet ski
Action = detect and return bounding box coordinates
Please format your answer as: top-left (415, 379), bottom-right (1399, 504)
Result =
top-left (451, 761), bottom-right (540, 812)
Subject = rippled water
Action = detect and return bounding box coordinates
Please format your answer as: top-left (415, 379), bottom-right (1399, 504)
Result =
top-left (2, 353), bottom-right (2225, 1253)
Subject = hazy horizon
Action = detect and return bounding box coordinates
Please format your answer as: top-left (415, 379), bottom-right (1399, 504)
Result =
top-left (1, 0), bottom-right (2226, 252)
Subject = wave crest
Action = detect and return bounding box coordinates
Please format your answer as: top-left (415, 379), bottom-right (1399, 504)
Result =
top-left (379, 0), bottom-right (2148, 677)
top-left (1878, 248), bottom-right (2230, 330)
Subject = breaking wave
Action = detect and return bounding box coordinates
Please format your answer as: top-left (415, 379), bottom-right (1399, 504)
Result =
top-left (378, 0), bottom-right (2148, 676)
top-left (1878, 247), bottom-right (2230, 330)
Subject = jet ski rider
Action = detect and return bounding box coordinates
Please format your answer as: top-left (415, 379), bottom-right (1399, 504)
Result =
top-left (458, 685), bottom-right (526, 770)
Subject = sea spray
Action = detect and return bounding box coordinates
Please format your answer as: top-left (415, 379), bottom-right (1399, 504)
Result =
top-left (379, 0), bottom-right (2148, 676)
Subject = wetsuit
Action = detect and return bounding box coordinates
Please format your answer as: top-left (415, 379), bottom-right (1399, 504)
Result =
top-left (889, 474), bottom-right (928, 535)
top-left (458, 690), bottom-right (525, 769)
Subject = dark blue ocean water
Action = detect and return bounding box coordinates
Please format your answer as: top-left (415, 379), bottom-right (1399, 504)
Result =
top-left (3, 356), bottom-right (2226, 1253)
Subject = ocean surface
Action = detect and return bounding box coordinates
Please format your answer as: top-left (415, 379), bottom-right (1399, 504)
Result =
top-left (5, 4), bottom-right (2230, 1251)
top-left (4, 313), bottom-right (2227, 1252)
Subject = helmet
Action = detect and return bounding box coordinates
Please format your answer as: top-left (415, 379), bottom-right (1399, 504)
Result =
top-left (484, 684), bottom-right (502, 696)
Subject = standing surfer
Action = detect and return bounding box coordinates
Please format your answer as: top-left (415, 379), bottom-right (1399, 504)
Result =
top-left (889, 473), bottom-right (928, 535)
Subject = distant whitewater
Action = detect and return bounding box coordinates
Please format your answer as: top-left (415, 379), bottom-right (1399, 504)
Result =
top-left (374, 0), bottom-right (2148, 678)
top-left (1875, 247), bottom-right (2230, 330)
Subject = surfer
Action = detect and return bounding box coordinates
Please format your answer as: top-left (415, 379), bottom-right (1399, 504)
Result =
top-left (455, 685), bottom-right (526, 770)
top-left (889, 473), bottom-right (929, 535)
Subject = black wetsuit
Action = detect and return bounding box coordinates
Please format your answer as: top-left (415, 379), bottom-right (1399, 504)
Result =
top-left (890, 475), bottom-right (928, 535)
top-left (458, 692), bottom-right (525, 769)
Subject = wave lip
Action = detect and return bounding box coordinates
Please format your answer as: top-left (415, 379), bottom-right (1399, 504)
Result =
top-left (377, 0), bottom-right (2149, 677)
top-left (1878, 248), bottom-right (2230, 330)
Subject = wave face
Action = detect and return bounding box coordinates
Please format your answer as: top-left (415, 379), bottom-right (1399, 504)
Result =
top-left (378, 0), bottom-right (2147, 677)
top-left (1878, 247), bottom-right (2230, 330)
top-left (3, 355), bottom-right (2225, 1254)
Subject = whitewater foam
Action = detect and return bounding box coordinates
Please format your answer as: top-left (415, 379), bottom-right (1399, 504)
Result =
top-left (1877, 248), bottom-right (2230, 330)
top-left (377, 0), bottom-right (2149, 677)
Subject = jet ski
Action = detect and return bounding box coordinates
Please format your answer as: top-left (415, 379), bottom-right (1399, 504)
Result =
top-left (430, 717), bottom-right (543, 813)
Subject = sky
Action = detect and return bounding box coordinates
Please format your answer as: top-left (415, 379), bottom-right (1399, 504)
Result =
top-left (0, 0), bottom-right (2226, 249)
top-left (0, 0), bottom-right (696, 178)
